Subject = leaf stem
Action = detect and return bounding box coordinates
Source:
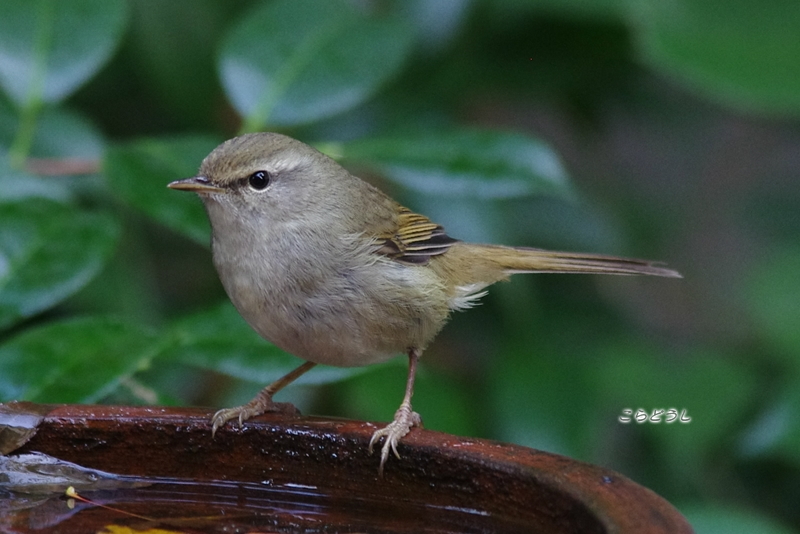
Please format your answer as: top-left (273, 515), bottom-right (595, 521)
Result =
top-left (9, 100), bottom-right (42, 169)
top-left (9, 0), bottom-right (56, 169)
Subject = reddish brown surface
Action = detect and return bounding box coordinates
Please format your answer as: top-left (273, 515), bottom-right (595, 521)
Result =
top-left (3, 403), bottom-right (693, 533)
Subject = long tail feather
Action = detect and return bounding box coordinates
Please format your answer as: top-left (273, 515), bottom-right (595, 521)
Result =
top-left (483, 245), bottom-right (682, 278)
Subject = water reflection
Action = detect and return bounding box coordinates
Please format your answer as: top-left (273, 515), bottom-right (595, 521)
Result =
top-left (2, 478), bottom-right (534, 533)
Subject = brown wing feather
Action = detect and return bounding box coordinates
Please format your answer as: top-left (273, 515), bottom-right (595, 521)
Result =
top-left (375, 207), bottom-right (459, 265)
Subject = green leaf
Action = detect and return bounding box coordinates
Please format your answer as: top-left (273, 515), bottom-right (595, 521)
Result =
top-left (0, 105), bottom-right (104, 202)
top-left (739, 381), bottom-right (800, 467)
top-left (219, 0), bottom-right (414, 129)
top-left (0, 199), bottom-right (119, 330)
top-left (630, 0), bottom-right (800, 116)
top-left (0, 156), bottom-right (73, 203)
top-left (0, 317), bottom-right (157, 403)
top-left (0, 0), bottom-right (128, 106)
top-left (104, 136), bottom-right (221, 246)
top-left (24, 106), bottom-right (104, 161)
top-left (397, 0), bottom-right (471, 52)
top-left (744, 247), bottom-right (800, 368)
top-left (162, 302), bottom-right (362, 386)
top-left (338, 129), bottom-right (574, 199)
top-left (681, 504), bottom-right (795, 534)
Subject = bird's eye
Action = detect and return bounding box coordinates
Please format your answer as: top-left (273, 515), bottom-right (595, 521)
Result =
top-left (248, 171), bottom-right (270, 191)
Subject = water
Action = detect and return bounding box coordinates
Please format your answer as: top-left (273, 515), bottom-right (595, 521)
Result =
top-left (1, 478), bottom-right (543, 533)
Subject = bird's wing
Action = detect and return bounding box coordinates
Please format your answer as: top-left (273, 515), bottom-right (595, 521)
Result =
top-left (374, 207), bottom-right (459, 265)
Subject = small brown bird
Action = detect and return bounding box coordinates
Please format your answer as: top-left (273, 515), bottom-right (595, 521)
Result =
top-left (168, 132), bottom-right (680, 473)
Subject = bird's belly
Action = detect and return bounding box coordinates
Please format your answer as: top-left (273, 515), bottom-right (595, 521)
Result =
top-left (219, 256), bottom-right (450, 368)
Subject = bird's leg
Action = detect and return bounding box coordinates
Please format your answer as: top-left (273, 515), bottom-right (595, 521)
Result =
top-left (211, 360), bottom-right (317, 436)
top-left (368, 348), bottom-right (423, 475)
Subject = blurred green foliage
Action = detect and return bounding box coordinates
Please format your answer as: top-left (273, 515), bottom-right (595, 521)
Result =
top-left (0, 1), bottom-right (798, 532)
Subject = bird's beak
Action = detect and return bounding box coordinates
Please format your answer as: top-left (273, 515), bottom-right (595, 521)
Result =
top-left (167, 176), bottom-right (226, 193)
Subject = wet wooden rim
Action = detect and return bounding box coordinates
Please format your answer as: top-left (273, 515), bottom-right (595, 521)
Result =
top-left (6, 403), bottom-right (693, 533)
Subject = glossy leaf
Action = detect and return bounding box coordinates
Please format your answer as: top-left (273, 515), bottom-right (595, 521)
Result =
top-left (0, 317), bottom-right (157, 403)
top-left (0, 156), bottom-right (72, 203)
top-left (399, 0), bottom-right (471, 52)
top-left (23, 106), bottom-right (104, 161)
top-left (161, 302), bottom-right (363, 386)
top-left (739, 382), bottom-right (800, 467)
top-left (338, 129), bottom-right (574, 199)
top-left (681, 505), bottom-right (795, 534)
top-left (0, 199), bottom-right (119, 330)
top-left (0, 106), bottom-right (104, 202)
top-left (219, 0), bottom-right (414, 128)
top-left (104, 136), bottom-right (221, 245)
top-left (0, 0), bottom-right (128, 106)
top-left (631, 0), bottom-right (800, 115)
top-left (744, 247), bottom-right (800, 368)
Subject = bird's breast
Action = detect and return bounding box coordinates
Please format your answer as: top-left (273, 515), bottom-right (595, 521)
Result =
top-left (211, 227), bottom-right (452, 367)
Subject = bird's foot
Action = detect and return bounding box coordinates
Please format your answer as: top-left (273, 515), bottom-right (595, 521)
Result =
top-left (211, 403), bottom-right (271, 436)
top-left (368, 403), bottom-right (422, 475)
top-left (210, 363), bottom-right (316, 436)
top-left (211, 395), bottom-right (283, 436)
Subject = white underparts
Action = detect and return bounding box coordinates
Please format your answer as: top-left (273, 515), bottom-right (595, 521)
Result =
top-left (449, 283), bottom-right (489, 311)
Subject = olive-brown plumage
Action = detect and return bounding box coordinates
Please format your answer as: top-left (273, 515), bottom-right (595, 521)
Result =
top-left (168, 132), bottom-right (680, 473)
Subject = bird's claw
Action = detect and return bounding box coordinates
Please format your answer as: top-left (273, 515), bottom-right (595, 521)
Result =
top-left (210, 398), bottom-right (276, 437)
top-left (369, 405), bottom-right (422, 475)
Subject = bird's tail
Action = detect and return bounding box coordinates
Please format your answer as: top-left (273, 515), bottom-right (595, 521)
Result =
top-left (478, 244), bottom-right (682, 278)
